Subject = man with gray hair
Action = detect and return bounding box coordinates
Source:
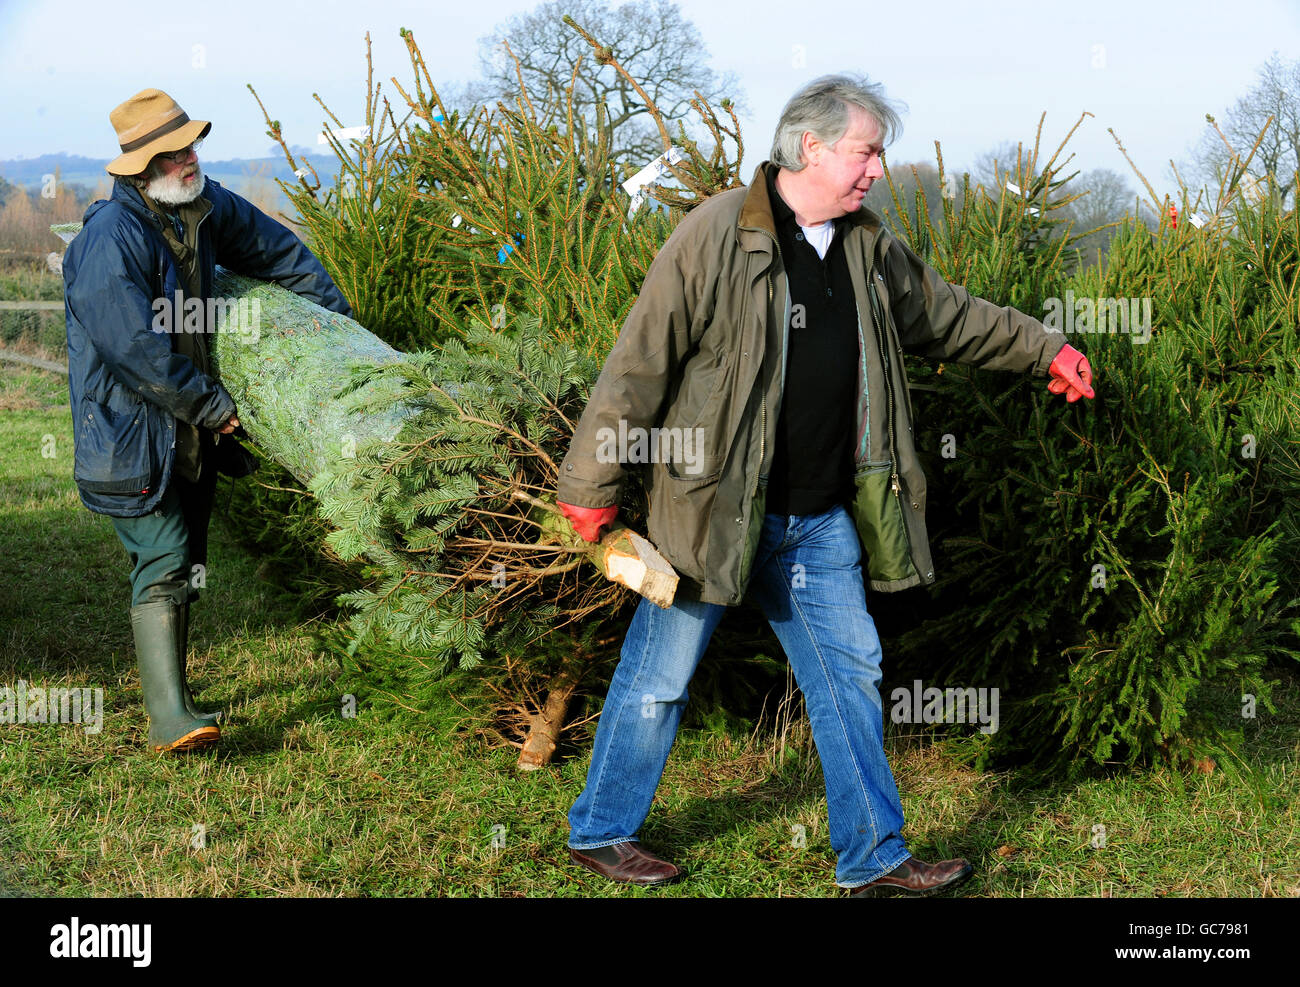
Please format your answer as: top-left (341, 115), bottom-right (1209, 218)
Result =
top-left (556, 74), bottom-right (1095, 895)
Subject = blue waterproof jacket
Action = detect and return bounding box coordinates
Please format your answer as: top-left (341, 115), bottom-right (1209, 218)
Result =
top-left (63, 176), bottom-right (351, 517)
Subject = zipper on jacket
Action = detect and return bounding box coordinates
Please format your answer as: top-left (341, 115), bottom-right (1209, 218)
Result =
top-left (756, 229), bottom-right (789, 480)
top-left (762, 270), bottom-right (770, 471)
top-left (853, 309), bottom-right (870, 465)
top-left (192, 199), bottom-right (213, 296)
top-left (866, 278), bottom-right (899, 491)
top-left (867, 274), bottom-right (913, 563)
top-left (730, 219), bottom-right (788, 598)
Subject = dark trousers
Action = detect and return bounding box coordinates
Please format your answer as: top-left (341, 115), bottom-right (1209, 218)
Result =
top-left (110, 459), bottom-right (218, 607)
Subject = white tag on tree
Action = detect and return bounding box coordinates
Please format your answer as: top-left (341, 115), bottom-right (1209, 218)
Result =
top-left (318, 126), bottom-right (366, 144)
top-left (623, 147), bottom-right (686, 217)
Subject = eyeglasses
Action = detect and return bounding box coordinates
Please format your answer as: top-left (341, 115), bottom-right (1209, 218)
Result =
top-left (157, 140), bottom-right (202, 164)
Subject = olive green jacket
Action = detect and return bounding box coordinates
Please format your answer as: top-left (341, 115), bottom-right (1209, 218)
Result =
top-left (557, 161), bottom-right (1067, 605)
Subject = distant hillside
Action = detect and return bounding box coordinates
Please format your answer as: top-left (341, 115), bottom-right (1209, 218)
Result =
top-left (0, 148), bottom-right (345, 217)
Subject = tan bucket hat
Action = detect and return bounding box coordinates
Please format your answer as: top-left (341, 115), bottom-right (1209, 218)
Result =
top-left (106, 88), bottom-right (211, 176)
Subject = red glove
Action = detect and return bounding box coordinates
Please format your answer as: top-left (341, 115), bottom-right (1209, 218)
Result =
top-left (1047, 344), bottom-right (1095, 402)
top-left (558, 501), bottom-right (618, 542)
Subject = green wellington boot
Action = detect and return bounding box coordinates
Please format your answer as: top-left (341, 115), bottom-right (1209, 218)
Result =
top-left (130, 600), bottom-right (220, 753)
top-left (176, 601), bottom-right (221, 724)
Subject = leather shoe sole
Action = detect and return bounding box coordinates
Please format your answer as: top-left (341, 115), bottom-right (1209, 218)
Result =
top-left (569, 841), bottom-right (683, 886)
top-left (849, 857), bottom-right (974, 898)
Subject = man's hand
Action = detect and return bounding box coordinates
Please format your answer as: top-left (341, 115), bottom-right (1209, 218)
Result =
top-left (217, 415), bottom-right (241, 435)
top-left (558, 501), bottom-right (618, 542)
top-left (1047, 345), bottom-right (1095, 402)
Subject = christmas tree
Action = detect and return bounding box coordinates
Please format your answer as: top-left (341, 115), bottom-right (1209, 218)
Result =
top-left (57, 23), bottom-right (1296, 777)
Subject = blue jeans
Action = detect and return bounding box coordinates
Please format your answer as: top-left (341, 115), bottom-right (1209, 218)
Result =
top-left (567, 504), bottom-right (910, 887)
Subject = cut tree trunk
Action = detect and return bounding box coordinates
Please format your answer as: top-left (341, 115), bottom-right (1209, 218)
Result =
top-left (593, 525), bottom-right (678, 609)
top-left (517, 667), bottom-right (581, 771)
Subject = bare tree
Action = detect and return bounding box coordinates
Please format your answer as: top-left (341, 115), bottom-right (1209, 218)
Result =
top-left (1060, 169), bottom-right (1135, 227)
top-left (970, 139), bottom-right (1039, 194)
top-left (468, 0), bottom-right (746, 166)
top-left (864, 160), bottom-right (950, 241)
top-left (1054, 168), bottom-right (1139, 267)
top-left (1191, 51), bottom-right (1300, 208)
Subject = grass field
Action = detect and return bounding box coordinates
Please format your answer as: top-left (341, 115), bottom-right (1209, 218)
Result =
top-left (0, 261), bottom-right (66, 358)
top-left (1, 359), bottom-right (1297, 898)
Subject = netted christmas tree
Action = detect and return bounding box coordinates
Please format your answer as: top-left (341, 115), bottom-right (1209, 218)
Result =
top-left (225, 22), bottom-right (746, 766)
top-left (183, 25), bottom-right (1297, 778)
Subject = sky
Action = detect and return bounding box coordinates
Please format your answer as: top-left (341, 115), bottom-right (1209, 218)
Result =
top-left (2, 0), bottom-right (1299, 197)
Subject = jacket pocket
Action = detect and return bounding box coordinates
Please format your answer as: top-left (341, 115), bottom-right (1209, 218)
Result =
top-left (646, 460), bottom-right (722, 582)
top-left (74, 395), bottom-right (155, 493)
top-left (849, 463), bottom-right (918, 584)
top-left (661, 349), bottom-right (735, 474)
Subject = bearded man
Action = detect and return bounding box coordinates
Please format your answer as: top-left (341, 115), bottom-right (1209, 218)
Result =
top-left (62, 89), bottom-right (351, 752)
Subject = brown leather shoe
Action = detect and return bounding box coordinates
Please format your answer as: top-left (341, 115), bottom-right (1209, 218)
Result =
top-left (848, 856), bottom-right (974, 898)
top-left (569, 841), bottom-right (683, 886)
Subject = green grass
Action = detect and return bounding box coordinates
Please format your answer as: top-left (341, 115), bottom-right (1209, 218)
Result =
top-left (1, 360), bottom-right (1297, 897)
top-left (0, 259), bottom-right (64, 303)
top-left (0, 260), bottom-right (65, 356)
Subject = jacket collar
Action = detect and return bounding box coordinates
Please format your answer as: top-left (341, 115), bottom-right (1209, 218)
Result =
top-left (738, 160), bottom-right (884, 258)
top-left (109, 176), bottom-right (212, 230)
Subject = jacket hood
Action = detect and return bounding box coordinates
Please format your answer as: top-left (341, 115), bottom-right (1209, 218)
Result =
top-left (81, 178), bottom-right (149, 226)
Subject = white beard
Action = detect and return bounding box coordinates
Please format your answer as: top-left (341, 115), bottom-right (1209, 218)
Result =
top-left (145, 162), bottom-right (205, 205)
